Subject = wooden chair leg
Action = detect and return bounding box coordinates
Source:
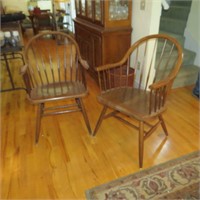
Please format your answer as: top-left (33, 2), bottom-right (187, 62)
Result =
top-left (35, 103), bottom-right (44, 144)
top-left (158, 114), bottom-right (168, 136)
top-left (93, 106), bottom-right (107, 136)
top-left (139, 121), bottom-right (144, 168)
top-left (77, 98), bottom-right (92, 135)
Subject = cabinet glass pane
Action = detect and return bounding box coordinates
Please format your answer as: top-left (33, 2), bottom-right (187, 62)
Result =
top-left (95, 0), bottom-right (101, 21)
top-left (81, 0), bottom-right (86, 16)
top-left (87, 0), bottom-right (92, 18)
top-left (109, 0), bottom-right (129, 20)
top-left (76, 0), bottom-right (80, 14)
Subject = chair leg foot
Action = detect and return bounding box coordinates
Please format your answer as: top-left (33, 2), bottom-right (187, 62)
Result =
top-left (78, 98), bottom-right (92, 135)
top-left (93, 106), bottom-right (107, 136)
top-left (158, 115), bottom-right (168, 136)
top-left (139, 121), bottom-right (144, 168)
top-left (35, 103), bottom-right (44, 144)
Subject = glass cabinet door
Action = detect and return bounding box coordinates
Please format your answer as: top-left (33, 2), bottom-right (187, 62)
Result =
top-left (75, 0), bottom-right (131, 27)
top-left (75, 0), bottom-right (80, 15)
top-left (86, 0), bottom-right (92, 19)
top-left (109, 0), bottom-right (129, 21)
top-left (94, 0), bottom-right (101, 21)
top-left (81, 0), bottom-right (86, 16)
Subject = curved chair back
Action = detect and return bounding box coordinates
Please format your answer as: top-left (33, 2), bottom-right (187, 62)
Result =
top-left (97, 34), bottom-right (183, 115)
top-left (22, 31), bottom-right (88, 97)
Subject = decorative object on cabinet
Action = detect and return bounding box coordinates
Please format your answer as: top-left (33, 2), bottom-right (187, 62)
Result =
top-left (21, 31), bottom-right (92, 143)
top-left (74, 0), bottom-right (132, 81)
top-left (93, 34), bottom-right (183, 168)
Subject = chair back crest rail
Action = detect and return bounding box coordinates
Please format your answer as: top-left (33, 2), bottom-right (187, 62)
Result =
top-left (97, 34), bottom-right (183, 115)
top-left (22, 31), bottom-right (88, 97)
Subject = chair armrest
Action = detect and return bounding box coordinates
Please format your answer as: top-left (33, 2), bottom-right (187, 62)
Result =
top-left (96, 58), bottom-right (128, 72)
top-left (149, 78), bottom-right (172, 90)
top-left (80, 59), bottom-right (89, 70)
top-left (20, 64), bottom-right (28, 75)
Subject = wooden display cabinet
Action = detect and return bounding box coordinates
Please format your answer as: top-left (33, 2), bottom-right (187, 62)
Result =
top-left (74, 0), bottom-right (132, 81)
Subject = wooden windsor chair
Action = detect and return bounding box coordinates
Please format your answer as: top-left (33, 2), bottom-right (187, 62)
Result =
top-left (93, 34), bottom-right (183, 168)
top-left (21, 31), bottom-right (92, 143)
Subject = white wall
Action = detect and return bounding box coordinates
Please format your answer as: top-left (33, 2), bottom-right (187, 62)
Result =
top-left (131, 0), bottom-right (162, 87)
top-left (37, 0), bottom-right (52, 12)
top-left (2, 0), bottom-right (52, 15)
top-left (131, 0), bottom-right (162, 44)
top-left (2, 0), bottom-right (28, 14)
top-left (184, 0), bottom-right (200, 67)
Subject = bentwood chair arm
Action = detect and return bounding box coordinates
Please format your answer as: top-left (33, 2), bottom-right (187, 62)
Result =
top-left (79, 58), bottom-right (90, 70)
top-left (149, 78), bottom-right (172, 90)
top-left (96, 60), bottom-right (127, 72)
top-left (20, 64), bottom-right (28, 75)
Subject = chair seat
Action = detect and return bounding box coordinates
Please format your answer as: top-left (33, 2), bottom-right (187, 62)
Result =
top-left (98, 87), bottom-right (166, 120)
top-left (30, 81), bottom-right (88, 103)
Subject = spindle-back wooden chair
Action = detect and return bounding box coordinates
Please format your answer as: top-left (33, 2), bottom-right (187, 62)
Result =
top-left (21, 31), bottom-right (92, 143)
top-left (93, 34), bottom-right (183, 168)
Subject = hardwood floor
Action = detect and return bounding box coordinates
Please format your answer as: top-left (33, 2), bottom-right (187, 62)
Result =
top-left (1, 31), bottom-right (199, 199)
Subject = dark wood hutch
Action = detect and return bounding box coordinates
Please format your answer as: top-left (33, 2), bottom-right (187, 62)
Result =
top-left (74, 0), bottom-right (132, 81)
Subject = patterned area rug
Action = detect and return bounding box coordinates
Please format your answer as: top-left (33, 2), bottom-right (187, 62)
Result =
top-left (86, 151), bottom-right (200, 200)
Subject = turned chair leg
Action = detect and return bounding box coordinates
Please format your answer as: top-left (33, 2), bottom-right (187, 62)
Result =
top-left (93, 106), bottom-right (107, 136)
top-left (139, 121), bottom-right (144, 168)
top-left (35, 103), bottom-right (44, 144)
top-left (158, 114), bottom-right (168, 136)
top-left (77, 98), bottom-right (92, 135)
